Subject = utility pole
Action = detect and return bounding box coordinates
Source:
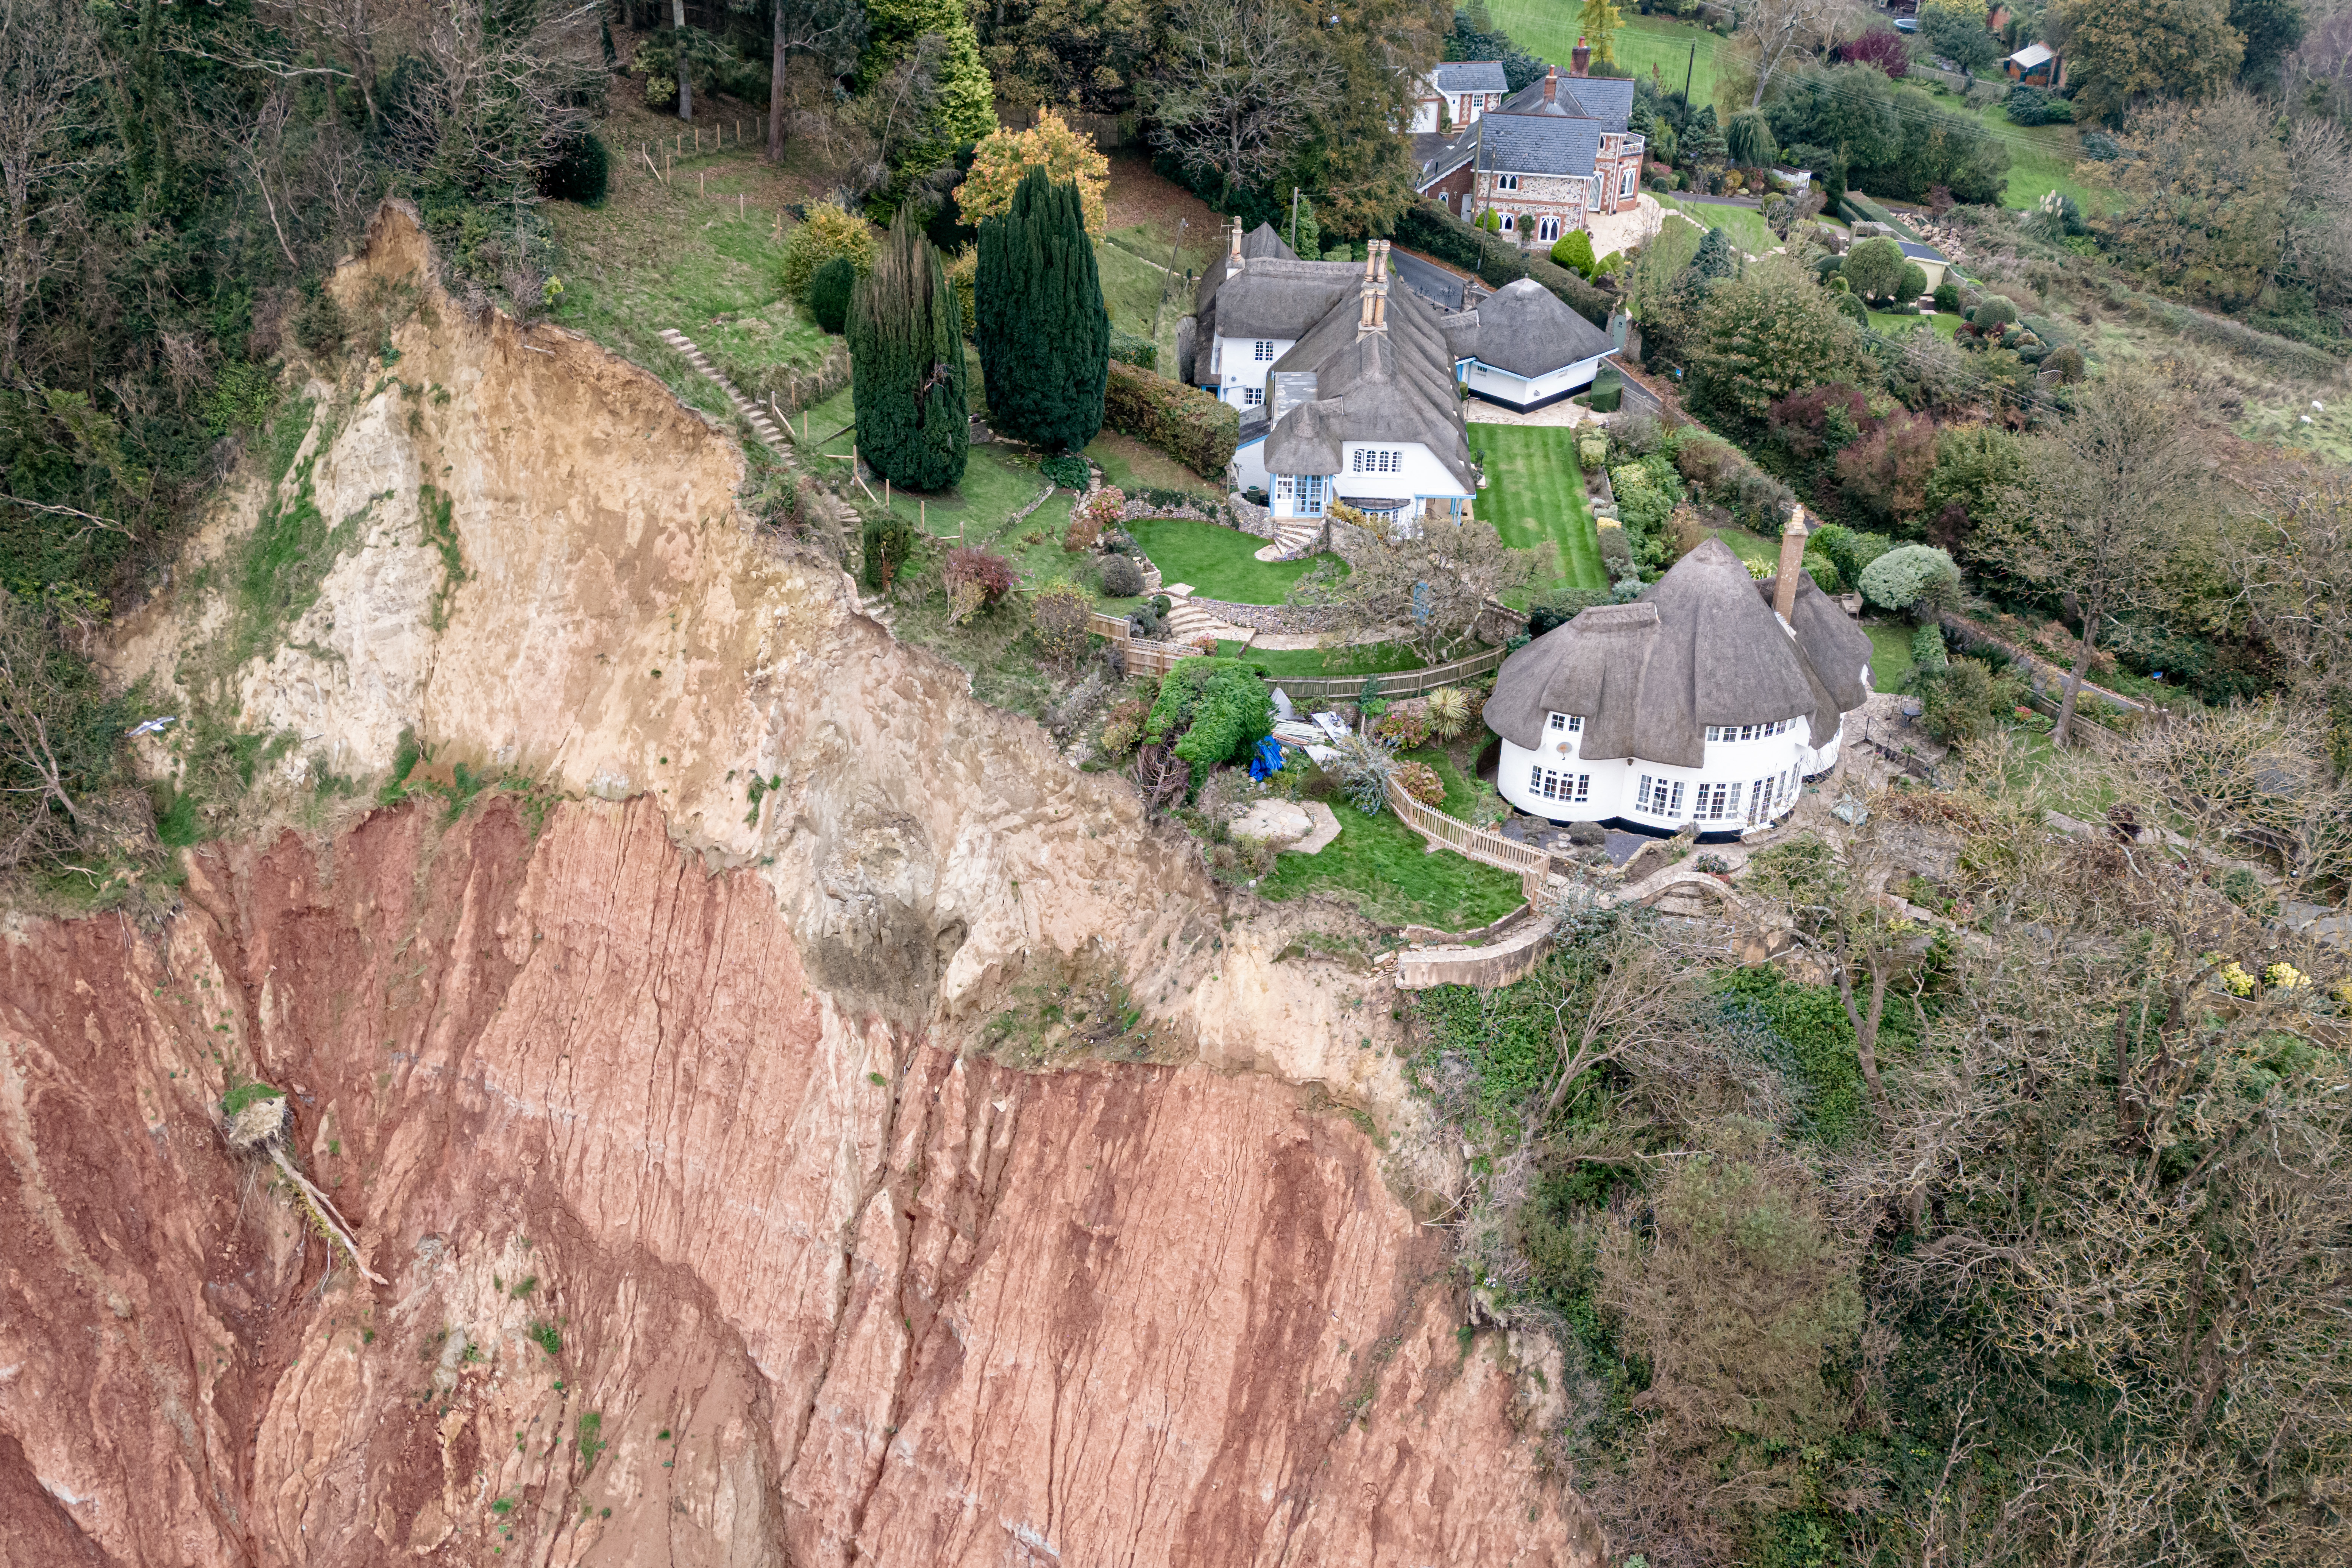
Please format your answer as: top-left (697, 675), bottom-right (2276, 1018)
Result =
top-left (1150, 217), bottom-right (1189, 346)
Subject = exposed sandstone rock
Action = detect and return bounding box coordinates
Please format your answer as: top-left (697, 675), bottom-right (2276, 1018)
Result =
top-left (3, 205), bottom-right (1604, 1566)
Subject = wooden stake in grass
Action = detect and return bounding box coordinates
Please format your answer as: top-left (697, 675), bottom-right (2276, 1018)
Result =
top-left (700, 172), bottom-right (705, 197)
top-left (738, 194), bottom-right (744, 218)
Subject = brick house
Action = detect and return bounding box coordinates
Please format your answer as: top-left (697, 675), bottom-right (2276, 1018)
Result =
top-left (1412, 42), bottom-right (1644, 243)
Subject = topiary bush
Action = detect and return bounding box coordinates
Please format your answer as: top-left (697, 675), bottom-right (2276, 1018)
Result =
top-left (1857, 543), bottom-right (1959, 615)
top-left (1970, 295), bottom-right (2018, 330)
top-left (1932, 281), bottom-right (1960, 314)
top-left (1099, 552), bottom-right (1144, 597)
top-left (808, 256), bottom-right (856, 335)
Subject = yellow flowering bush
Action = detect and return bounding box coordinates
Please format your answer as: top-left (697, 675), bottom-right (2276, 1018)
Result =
top-left (2264, 962), bottom-right (2310, 991)
top-left (2217, 961), bottom-right (2256, 997)
top-left (955, 109), bottom-right (1110, 239)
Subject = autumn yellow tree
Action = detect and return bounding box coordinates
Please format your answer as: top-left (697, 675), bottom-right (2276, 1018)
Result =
top-left (954, 108), bottom-right (1111, 239)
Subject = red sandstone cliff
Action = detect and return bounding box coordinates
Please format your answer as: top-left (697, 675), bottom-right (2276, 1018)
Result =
top-left (0, 204), bottom-right (1604, 1568)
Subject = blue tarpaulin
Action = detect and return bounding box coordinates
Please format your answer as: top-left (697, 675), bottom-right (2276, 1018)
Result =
top-left (1248, 736), bottom-right (1285, 782)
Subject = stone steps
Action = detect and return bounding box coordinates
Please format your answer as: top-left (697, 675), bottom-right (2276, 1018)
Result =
top-left (1161, 586), bottom-right (1249, 648)
top-left (660, 328), bottom-right (896, 632)
top-left (657, 328), bottom-right (793, 457)
top-left (1253, 517), bottom-right (1323, 562)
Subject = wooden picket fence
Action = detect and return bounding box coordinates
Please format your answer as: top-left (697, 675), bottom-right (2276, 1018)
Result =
top-left (1384, 778), bottom-right (1554, 900)
top-left (1268, 644), bottom-right (1508, 702)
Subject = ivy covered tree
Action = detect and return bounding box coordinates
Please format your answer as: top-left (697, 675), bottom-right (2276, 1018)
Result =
top-left (975, 167), bottom-right (1109, 452)
top-left (849, 213), bottom-right (971, 491)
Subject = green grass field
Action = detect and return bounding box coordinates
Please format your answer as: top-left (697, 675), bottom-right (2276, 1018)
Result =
top-left (1096, 237), bottom-right (1189, 378)
top-left (1871, 309), bottom-right (1964, 338)
top-left (1257, 788), bottom-right (1525, 928)
top-left (1473, 425), bottom-right (1608, 603)
top-left (1216, 640), bottom-right (1429, 677)
top-left (1127, 516), bottom-right (1342, 603)
top-left (1659, 195), bottom-right (1781, 258)
top-left (1865, 620), bottom-right (1917, 690)
top-left (1087, 430), bottom-right (1221, 500)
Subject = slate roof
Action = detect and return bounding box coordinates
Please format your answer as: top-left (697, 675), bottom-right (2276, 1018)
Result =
top-left (1261, 279), bottom-right (1477, 492)
top-left (1497, 72), bottom-right (1635, 133)
top-left (1484, 538), bottom-right (1871, 767)
top-left (1427, 60), bottom-right (1508, 94)
top-left (1466, 279), bottom-right (1615, 376)
top-left (1897, 240), bottom-right (1948, 262)
top-left (1479, 114), bottom-right (1602, 179)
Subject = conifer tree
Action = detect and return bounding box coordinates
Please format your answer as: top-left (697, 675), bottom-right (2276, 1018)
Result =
top-left (849, 212), bottom-right (971, 492)
top-left (975, 168), bottom-right (1110, 453)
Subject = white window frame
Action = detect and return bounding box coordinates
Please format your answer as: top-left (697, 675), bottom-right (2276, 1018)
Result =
top-left (1496, 173), bottom-right (1519, 192)
top-left (1254, 340), bottom-right (1275, 362)
top-left (1531, 766), bottom-right (1590, 804)
top-left (1537, 215), bottom-right (1561, 243)
top-left (1547, 713), bottom-right (1583, 735)
top-left (1242, 385), bottom-right (1264, 407)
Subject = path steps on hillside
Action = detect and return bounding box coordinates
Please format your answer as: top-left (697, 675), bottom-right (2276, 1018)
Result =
top-left (660, 327), bottom-right (898, 632)
top-left (1161, 585), bottom-right (1254, 648)
top-left (1253, 517), bottom-right (1322, 562)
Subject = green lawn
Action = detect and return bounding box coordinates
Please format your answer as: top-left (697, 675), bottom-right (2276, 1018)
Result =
top-left (1481, 8), bottom-right (1730, 107)
top-left (1871, 309), bottom-right (1964, 339)
top-left (1216, 640), bottom-right (1429, 677)
top-left (1475, 425), bottom-right (1608, 603)
top-left (1659, 195), bottom-right (1781, 259)
top-left (1709, 527), bottom-right (1777, 570)
top-left (1095, 238), bottom-right (1188, 381)
top-left (1865, 620), bottom-right (1917, 691)
top-left (547, 116), bottom-right (837, 427)
top-left (1127, 516), bottom-right (1343, 603)
top-left (1257, 791), bottom-right (1526, 929)
top-left (1088, 430), bottom-right (1220, 501)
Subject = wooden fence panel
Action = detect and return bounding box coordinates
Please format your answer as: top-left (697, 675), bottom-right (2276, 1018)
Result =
top-left (1384, 780), bottom-right (1553, 881)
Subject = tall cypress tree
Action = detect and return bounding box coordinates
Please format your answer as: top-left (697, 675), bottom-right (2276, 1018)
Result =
top-left (849, 211), bottom-right (970, 492)
top-left (975, 167), bottom-right (1109, 453)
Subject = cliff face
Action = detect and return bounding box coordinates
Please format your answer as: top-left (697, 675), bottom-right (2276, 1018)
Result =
top-left (2, 206), bottom-right (1603, 1568)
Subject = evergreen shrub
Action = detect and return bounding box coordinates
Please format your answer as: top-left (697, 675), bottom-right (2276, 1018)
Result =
top-left (976, 168), bottom-right (1110, 451)
top-left (781, 202), bottom-right (877, 300)
top-left (1108, 329), bottom-right (1157, 369)
top-left (848, 212), bottom-right (969, 491)
top-left (808, 257), bottom-right (855, 335)
top-left (1857, 543), bottom-right (1959, 613)
top-left (1143, 657), bottom-right (1273, 783)
top-left (539, 133), bottom-right (610, 205)
top-left (1099, 553), bottom-right (1145, 597)
top-left (861, 512), bottom-right (917, 591)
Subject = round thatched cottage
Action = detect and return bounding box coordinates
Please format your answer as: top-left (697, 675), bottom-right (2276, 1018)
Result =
top-left (1484, 534), bottom-right (1875, 838)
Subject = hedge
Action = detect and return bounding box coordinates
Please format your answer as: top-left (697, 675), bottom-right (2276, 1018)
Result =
top-left (1109, 328), bottom-right (1158, 370)
top-left (1103, 360), bottom-right (1238, 480)
top-left (1389, 203), bottom-right (1612, 329)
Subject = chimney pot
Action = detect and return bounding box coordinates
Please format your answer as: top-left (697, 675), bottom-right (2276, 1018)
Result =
top-left (1230, 218), bottom-right (1243, 259)
top-left (1572, 37), bottom-right (1590, 77)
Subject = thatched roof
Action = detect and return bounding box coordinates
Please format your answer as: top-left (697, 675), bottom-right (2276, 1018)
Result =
top-left (1261, 282), bottom-right (1476, 490)
top-left (1467, 279), bottom-right (1615, 377)
top-left (1486, 538), bottom-right (1869, 766)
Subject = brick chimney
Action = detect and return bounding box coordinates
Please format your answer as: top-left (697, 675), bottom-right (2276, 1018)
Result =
top-left (1773, 506), bottom-right (1810, 622)
top-left (1544, 65), bottom-right (1559, 103)
top-left (1572, 37), bottom-right (1590, 77)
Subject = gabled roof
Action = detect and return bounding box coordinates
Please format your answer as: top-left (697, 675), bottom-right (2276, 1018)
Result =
top-left (1241, 222), bottom-right (1297, 261)
top-left (1426, 60), bottom-right (1508, 94)
top-left (1467, 279), bottom-right (1615, 376)
top-left (1484, 538), bottom-right (1868, 767)
top-left (2006, 42), bottom-right (2055, 68)
top-left (1897, 240), bottom-right (1948, 262)
top-left (1478, 114), bottom-right (1602, 179)
top-left (1194, 256), bottom-right (1363, 339)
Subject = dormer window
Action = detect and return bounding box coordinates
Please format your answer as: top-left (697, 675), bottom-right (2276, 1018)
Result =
top-left (1548, 713), bottom-right (1583, 735)
top-left (1704, 719), bottom-right (1792, 742)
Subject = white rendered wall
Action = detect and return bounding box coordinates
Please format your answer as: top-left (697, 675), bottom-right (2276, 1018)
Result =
top-left (1229, 438), bottom-right (1269, 495)
top-left (1497, 718), bottom-right (1831, 832)
top-left (1209, 336), bottom-right (1295, 406)
top-left (1332, 441), bottom-right (1468, 502)
top-left (1464, 354), bottom-right (1607, 409)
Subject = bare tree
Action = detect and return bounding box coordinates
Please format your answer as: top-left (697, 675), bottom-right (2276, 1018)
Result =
top-left (393, 0), bottom-right (604, 206)
top-left (1526, 919), bottom-right (1697, 1140)
top-left (1974, 364), bottom-right (2220, 746)
top-left (0, 0), bottom-right (104, 382)
top-left (1735, 0), bottom-right (1865, 108)
top-left (2233, 460), bottom-right (2352, 711)
top-left (1288, 512), bottom-right (1535, 666)
top-left (767, 0), bottom-right (866, 162)
top-left (1145, 0), bottom-right (1341, 197)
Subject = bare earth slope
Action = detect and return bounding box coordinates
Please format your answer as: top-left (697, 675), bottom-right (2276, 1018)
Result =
top-left (0, 205), bottom-right (1601, 1568)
